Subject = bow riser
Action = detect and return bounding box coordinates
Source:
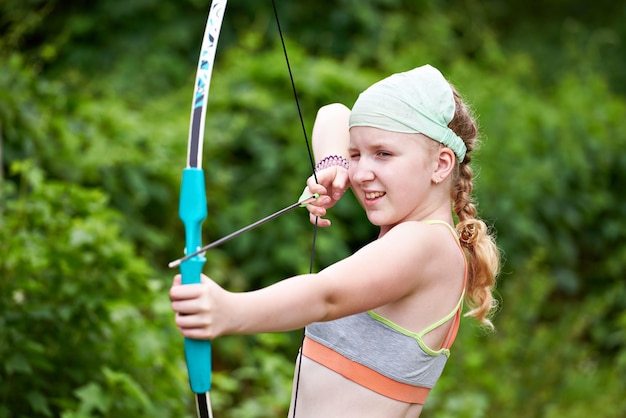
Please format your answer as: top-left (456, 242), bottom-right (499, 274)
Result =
top-left (179, 167), bottom-right (210, 393)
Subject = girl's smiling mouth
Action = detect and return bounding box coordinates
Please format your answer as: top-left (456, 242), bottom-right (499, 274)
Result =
top-left (365, 192), bottom-right (387, 204)
top-left (365, 191), bottom-right (386, 201)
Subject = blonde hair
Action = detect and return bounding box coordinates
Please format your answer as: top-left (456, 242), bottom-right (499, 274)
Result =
top-left (448, 86), bottom-right (500, 330)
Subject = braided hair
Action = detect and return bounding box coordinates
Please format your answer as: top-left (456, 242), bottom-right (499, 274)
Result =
top-left (448, 87), bottom-right (500, 329)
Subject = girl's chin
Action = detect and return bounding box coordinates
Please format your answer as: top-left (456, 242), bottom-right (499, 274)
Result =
top-left (365, 212), bottom-right (391, 227)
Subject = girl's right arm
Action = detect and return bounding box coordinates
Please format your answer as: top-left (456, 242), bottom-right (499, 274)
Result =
top-left (305, 103), bottom-right (351, 226)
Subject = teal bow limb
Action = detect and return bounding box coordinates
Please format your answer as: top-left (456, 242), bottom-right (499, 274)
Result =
top-left (179, 167), bottom-right (211, 394)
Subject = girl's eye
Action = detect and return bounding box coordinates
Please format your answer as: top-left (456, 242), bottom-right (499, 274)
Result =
top-left (378, 151), bottom-right (391, 157)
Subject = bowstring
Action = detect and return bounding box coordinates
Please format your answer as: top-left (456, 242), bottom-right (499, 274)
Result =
top-left (271, 0), bottom-right (318, 416)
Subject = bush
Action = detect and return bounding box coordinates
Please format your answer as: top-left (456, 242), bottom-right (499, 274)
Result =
top-left (0, 162), bottom-right (189, 417)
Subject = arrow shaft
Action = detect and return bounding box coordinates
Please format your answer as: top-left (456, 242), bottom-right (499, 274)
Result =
top-left (169, 194), bottom-right (317, 269)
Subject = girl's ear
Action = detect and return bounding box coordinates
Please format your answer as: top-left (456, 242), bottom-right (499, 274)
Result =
top-left (431, 147), bottom-right (456, 184)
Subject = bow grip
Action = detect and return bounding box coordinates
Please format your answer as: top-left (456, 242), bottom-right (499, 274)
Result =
top-left (179, 167), bottom-right (212, 394)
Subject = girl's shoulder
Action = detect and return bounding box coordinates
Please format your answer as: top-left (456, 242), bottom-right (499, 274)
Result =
top-left (381, 220), bottom-right (456, 247)
top-left (378, 220), bottom-right (463, 272)
top-left (359, 221), bottom-right (456, 270)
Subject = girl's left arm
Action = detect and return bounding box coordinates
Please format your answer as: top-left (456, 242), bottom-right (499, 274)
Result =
top-left (170, 222), bottom-right (439, 340)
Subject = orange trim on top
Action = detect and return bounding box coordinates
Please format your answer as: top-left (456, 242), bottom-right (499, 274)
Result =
top-left (440, 307), bottom-right (461, 349)
top-left (440, 222), bottom-right (468, 350)
top-left (302, 336), bottom-right (431, 404)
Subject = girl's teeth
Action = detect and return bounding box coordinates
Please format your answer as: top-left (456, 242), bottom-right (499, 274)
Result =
top-left (365, 192), bottom-right (385, 199)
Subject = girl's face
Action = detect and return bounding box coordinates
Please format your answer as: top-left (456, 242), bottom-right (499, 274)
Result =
top-left (348, 126), bottom-right (438, 234)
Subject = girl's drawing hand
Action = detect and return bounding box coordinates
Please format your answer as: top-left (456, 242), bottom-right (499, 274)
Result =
top-left (304, 166), bottom-right (350, 227)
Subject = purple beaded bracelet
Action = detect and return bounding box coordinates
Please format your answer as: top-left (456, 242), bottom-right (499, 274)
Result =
top-left (314, 155), bottom-right (349, 172)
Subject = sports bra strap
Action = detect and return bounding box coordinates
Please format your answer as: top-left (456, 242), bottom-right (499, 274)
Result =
top-left (423, 219), bottom-right (459, 240)
top-left (417, 294), bottom-right (464, 338)
top-left (419, 220), bottom-right (468, 348)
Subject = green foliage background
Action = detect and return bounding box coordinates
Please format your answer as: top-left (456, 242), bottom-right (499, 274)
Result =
top-left (1, 0), bottom-right (625, 416)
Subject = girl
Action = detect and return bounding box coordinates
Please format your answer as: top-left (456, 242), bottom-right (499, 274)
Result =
top-left (170, 64), bottom-right (500, 417)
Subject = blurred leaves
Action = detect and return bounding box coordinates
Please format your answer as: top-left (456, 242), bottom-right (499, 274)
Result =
top-left (0, 163), bottom-right (189, 417)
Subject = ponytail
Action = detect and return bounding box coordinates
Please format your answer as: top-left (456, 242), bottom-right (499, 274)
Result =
top-left (448, 87), bottom-right (500, 329)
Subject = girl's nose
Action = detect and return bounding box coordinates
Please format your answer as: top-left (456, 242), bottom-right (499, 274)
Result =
top-left (350, 159), bottom-right (375, 183)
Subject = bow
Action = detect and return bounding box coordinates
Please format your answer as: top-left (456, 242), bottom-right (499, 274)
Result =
top-left (175, 1), bottom-right (318, 417)
top-left (177, 1), bottom-right (227, 417)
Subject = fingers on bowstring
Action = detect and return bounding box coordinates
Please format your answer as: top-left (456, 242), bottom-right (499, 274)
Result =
top-left (313, 167), bottom-right (349, 200)
top-left (310, 211), bottom-right (331, 227)
top-left (306, 175), bottom-right (327, 196)
top-left (307, 200), bottom-right (327, 217)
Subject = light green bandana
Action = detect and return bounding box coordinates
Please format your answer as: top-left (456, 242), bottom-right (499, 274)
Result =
top-left (349, 64), bottom-right (467, 162)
